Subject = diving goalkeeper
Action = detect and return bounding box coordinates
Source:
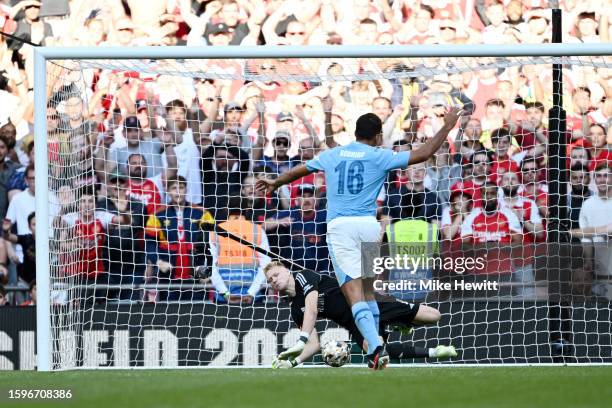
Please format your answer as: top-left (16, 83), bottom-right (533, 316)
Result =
top-left (264, 262), bottom-right (457, 368)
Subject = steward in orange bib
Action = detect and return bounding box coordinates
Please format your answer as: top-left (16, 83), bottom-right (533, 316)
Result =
top-left (210, 197), bottom-right (271, 304)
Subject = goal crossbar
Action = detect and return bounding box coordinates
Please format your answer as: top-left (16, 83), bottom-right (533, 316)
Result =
top-left (34, 43), bottom-right (612, 60)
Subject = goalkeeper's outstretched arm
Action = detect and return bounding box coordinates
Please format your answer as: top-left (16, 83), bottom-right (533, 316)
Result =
top-left (296, 330), bottom-right (321, 364)
top-left (273, 330), bottom-right (321, 368)
top-left (300, 291), bottom-right (318, 338)
top-left (277, 290), bottom-right (318, 361)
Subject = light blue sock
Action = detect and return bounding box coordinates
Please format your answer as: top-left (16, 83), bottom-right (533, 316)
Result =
top-left (351, 301), bottom-right (382, 354)
top-left (367, 300), bottom-right (380, 335)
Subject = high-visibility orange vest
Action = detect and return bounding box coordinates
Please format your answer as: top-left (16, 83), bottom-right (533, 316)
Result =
top-left (212, 215), bottom-right (262, 269)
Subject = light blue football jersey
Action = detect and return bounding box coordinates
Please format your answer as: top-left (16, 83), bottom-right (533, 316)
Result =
top-left (305, 142), bottom-right (411, 222)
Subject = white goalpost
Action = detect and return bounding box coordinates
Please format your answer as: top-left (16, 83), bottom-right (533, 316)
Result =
top-left (34, 44), bottom-right (612, 371)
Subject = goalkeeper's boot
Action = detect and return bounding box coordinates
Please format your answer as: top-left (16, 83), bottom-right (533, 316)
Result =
top-left (193, 265), bottom-right (211, 280)
top-left (367, 345), bottom-right (389, 370)
top-left (432, 345), bottom-right (457, 359)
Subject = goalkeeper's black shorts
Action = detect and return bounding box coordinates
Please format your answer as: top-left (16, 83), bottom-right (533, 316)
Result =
top-left (348, 294), bottom-right (420, 351)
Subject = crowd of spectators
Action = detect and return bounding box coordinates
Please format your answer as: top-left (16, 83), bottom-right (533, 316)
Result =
top-left (0, 0), bottom-right (611, 305)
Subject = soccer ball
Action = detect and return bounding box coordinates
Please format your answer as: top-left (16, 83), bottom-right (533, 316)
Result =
top-left (321, 340), bottom-right (351, 367)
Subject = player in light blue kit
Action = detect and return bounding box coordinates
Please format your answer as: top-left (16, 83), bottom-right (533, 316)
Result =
top-left (257, 107), bottom-right (463, 369)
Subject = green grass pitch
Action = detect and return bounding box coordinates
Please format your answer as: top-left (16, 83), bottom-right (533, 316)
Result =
top-left (1, 366), bottom-right (611, 408)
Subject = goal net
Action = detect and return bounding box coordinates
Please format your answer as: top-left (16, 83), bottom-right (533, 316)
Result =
top-left (36, 45), bottom-right (612, 369)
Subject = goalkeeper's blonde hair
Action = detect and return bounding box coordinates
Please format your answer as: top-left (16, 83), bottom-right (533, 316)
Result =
top-left (263, 261), bottom-right (286, 276)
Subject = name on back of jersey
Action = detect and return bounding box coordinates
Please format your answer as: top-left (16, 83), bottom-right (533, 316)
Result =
top-left (339, 150), bottom-right (365, 158)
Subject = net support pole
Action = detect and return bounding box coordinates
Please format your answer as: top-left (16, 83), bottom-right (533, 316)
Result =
top-left (547, 8), bottom-right (570, 356)
top-left (548, 10), bottom-right (567, 226)
top-left (34, 49), bottom-right (51, 371)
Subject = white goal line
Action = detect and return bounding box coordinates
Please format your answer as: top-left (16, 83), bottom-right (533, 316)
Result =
top-left (54, 362), bottom-right (612, 371)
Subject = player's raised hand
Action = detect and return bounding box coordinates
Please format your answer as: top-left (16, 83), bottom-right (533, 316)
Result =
top-left (255, 178), bottom-right (277, 194)
top-left (443, 106), bottom-right (464, 129)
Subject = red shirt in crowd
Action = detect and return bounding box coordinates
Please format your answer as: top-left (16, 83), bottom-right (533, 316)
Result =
top-left (490, 159), bottom-right (520, 185)
top-left (502, 196), bottom-right (545, 267)
top-left (514, 127), bottom-right (548, 150)
top-left (589, 150), bottom-right (612, 172)
top-left (468, 78), bottom-right (499, 120)
top-left (61, 211), bottom-right (115, 280)
top-left (460, 206), bottom-right (522, 274)
top-left (127, 179), bottom-right (162, 214)
top-left (502, 197), bottom-right (543, 243)
top-left (451, 179), bottom-right (482, 207)
top-left (566, 111), bottom-right (598, 133)
top-left (519, 183), bottom-right (548, 203)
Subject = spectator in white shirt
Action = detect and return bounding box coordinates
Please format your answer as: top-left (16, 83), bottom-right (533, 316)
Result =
top-left (5, 165), bottom-right (35, 236)
top-left (161, 116), bottom-right (201, 205)
top-left (4, 164), bottom-right (35, 298)
top-left (481, 1), bottom-right (509, 44)
top-left (571, 163), bottom-right (612, 299)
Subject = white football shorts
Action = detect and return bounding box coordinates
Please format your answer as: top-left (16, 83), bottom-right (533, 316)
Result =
top-left (327, 215), bottom-right (381, 286)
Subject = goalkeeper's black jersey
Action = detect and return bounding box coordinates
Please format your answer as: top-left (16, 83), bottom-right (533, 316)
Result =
top-left (290, 270), bottom-right (354, 330)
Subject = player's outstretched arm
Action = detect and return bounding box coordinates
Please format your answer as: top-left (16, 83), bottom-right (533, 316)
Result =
top-left (296, 330), bottom-right (321, 363)
top-left (278, 291), bottom-right (319, 360)
top-left (408, 106), bottom-right (463, 165)
top-left (255, 164), bottom-right (314, 194)
top-left (272, 330), bottom-right (321, 368)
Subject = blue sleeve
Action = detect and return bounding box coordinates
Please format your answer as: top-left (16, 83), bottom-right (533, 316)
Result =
top-left (8, 170), bottom-right (25, 191)
top-left (382, 150), bottom-right (411, 171)
top-left (305, 150), bottom-right (328, 172)
top-left (275, 210), bottom-right (291, 219)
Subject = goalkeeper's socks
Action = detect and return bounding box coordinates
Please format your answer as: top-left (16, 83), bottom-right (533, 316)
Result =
top-left (387, 344), bottom-right (457, 359)
top-left (351, 302), bottom-right (381, 354)
top-left (386, 343), bottom-right (429, 359)
top-left (366, 300), bottom-right (380, 334)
